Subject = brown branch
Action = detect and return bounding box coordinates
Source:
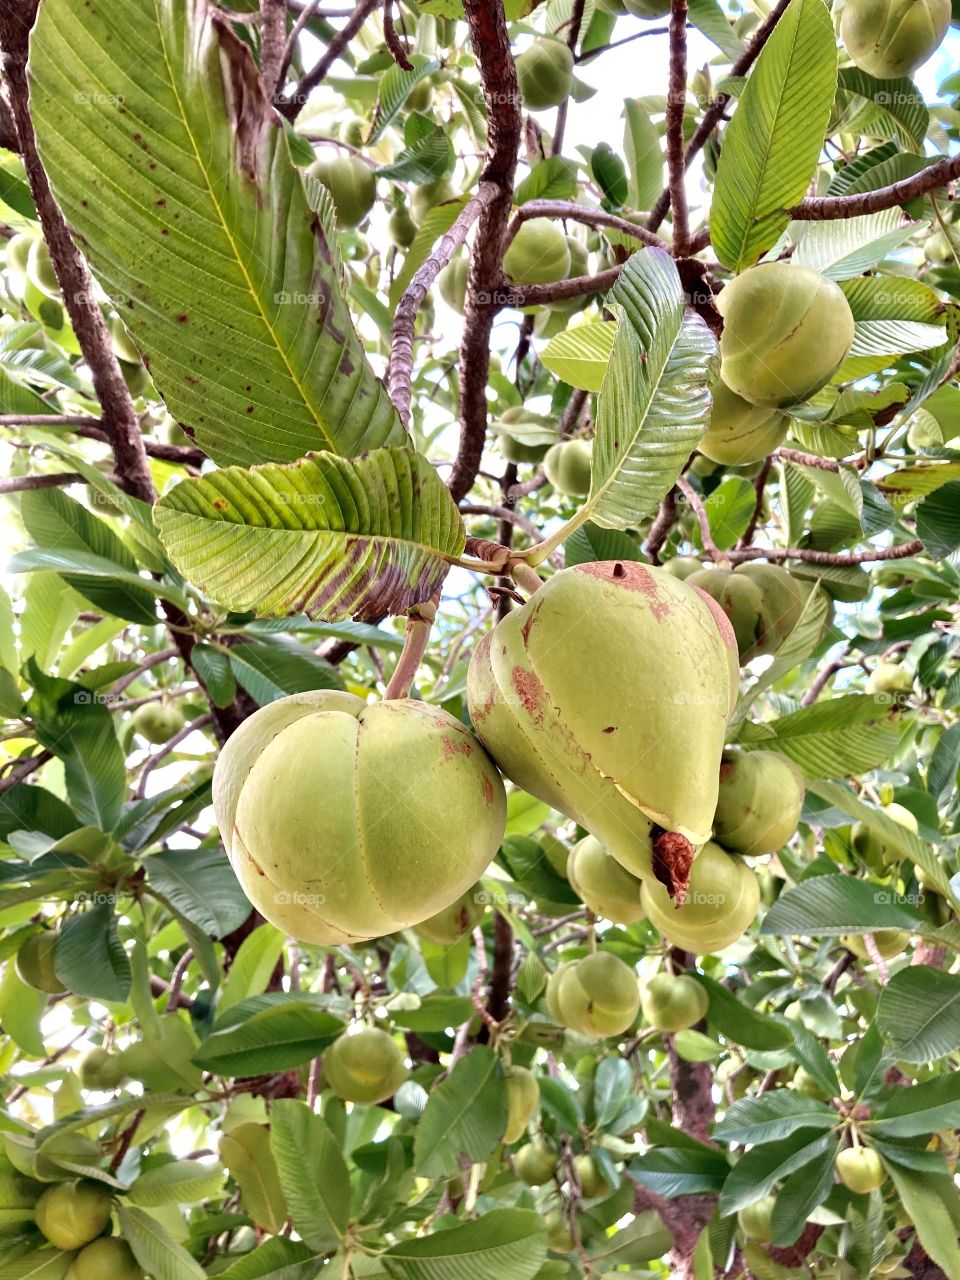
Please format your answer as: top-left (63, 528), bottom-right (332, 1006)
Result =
top-left (551, 0), bottom-right (585, 155)
top-left (802, 654), bottom-right (854, 707)
top-left (0, 471), bottom-right (84, 495)
top-left (789, 154), bottom-right (960, 222)
top-left (511, 199), bottom-right (666, 249)
top-left (736, 455), bottom-right (773, 549)
top-left (259, 0), bottom-right (288, 98)
top-left (276, 0), bottom-right (323, 88)
top-left (136, 714), bottom-right (214, 799)
top-left (0, 94), bottom-right (18, 151)
top-left (576, 24), bottom-right (669, 63)
top-left (676, 475), bottom-right (722, 561)
top-left (646, 487), bottom-right (680, 564)
top-left (383, 0), bottom-right (413, 70)
top-left (727, 538), bottom-right (923, 567)
top-left (0, 414), bottom-right (204, 464)
top-left (460, 502), bottom-right (545, 545)
top-left (275, 0), bottom-right (380, 118)
top-left (665, 0), bottom-right (690, 255)
top-left (499, 263), bottom-right (622, 309)
top-left (485, 911), bottom-right (514, 1027)
top-left (774, 445), bottom-right (841, 472)
top-left (0, 749), bottom-right (52, 796)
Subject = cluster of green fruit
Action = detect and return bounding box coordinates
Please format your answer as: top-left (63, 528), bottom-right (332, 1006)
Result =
top-left (490, 407), bottom-right (593, 495)
top-left (513, 1137), bottom-right (626, 1251)
top-left (31, 1181), bottom-right (142, 1278)
top-left (739, 1147), bottom-right (886, 1241)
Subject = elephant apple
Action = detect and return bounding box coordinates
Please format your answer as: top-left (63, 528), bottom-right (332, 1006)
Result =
top-left (467, 562), bottom-right (738, 885)
top-left (546, 952), bottom-right (640, 1038)
top-left (906, 410), bottom-right (944, 448)
top-left (841, 0), bottom-right (949, 79)
top-left (712, 749), bottom-right (805, 856)
top-left (415, 884), bottom-right (485, 944)
top-left (687, 569), bottom-right (765, 664)
top-left (640, 842), bottom-right (760, 953)
top-left (323, 1027), bottom-right (407, 1104)
top-left (718, 264), bottom-right (855, 408)
top-left (438, 254), bottom-right (469, 314)
top-left (544, 1208), bottom-right (575, 1252)
top-left (214, 691), bottom-right (505, 944)
top-left (406, 78), bottom-right (434, 112)
top-left (132, 702), bottom-right (185, 745)
top-left (851, 802), bottom-right (918, 872)
top-left (737, 1194), bottom-right (776, 1242)
top-left (388, 205), bottom-right (418, 248)
top-left (575, 1154), bottom-right (611, 1199)
top-left (27, 235), bottom-right (59, 296)
top-left (15, 930), bottom-right (65, 994)
top-left (515, 1137), bottom-right (558, 1184)
top-left (70, 1237), bottom-right (144, 1280)
top-left (339, 117), bottom-right (366, 146)
top-left (836, 1146), bottom-right (885, 1193)
top-left (733, 562), bottom-right (808, 658)
top-left (640, 972), bottom-right (709, 1032)
top-left (5, 231), bottom-right (34, 280)
top-left (411, 177), bottom-right (456, 222)
top-left (843, 930), bottom-right (909, 960)
top-left (661, 556), bottom-right (702, 580)
top-left (865, 662), bottom-right (912, 696)
top-left (307, 155), bottom-right (376, 228)
top-left (515, 40), bottom-right (574, 111)
top-left (793, 1066), bottom-right (831, 1100)
top-left (503, 219), bottom-right (571, 285)
top-left (700, 377), bottom-right (790, 465)
top-left (567, 836), bottom-right (645, 924)
top-left (35, 1181), bottom-right (113, 1250)
top-left (624, 0), bottom-right (671, 14)
top-left (107, 315), bottom-right (141, 364)
top-left (78, 1048), bottom-right (126, 1091)
top-left (543, 439), bottom-right (592, 497)
top-left (503, 1066), bottom-right (540, 1142)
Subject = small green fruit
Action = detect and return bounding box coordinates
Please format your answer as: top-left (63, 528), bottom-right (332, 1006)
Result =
top-left (547, 952), bottom-right (640, 1038)
top-left (906, 410), bottom-right (944, 449)
top-left (515, 40), bottom-right (575, 111)
top-left (515, 1137), bottom-right (558, 1185)
top-left (27, 235), bottom-right (59, 296)
top-left (388, 206), bottom-right (418, 248)
top-left (640, 842), bottom-right (760, 953)
top-left (712, 749), bottom-right (805, 856)
top-left (307, 155), bottom-right (376, 228)
top-left (640, 972), bottom-right (709, 1032)
top-left (501, 433), bottom-right (550, 463)
top-left (836, 1146), bottom-right (885, 1193)
top-left (700, 378), bottom-right (790, 465)
top-left (737, 1194), bottom-right (776, 1242)
top-left (78, 1048), bottom-right (126, 1091)
top-left (406, 79), bottom-right (434, 112)
top-left (35, 1181), bottom-right (113, 1250)
top-left (70, 1237), bottom-right (144, 1280)
top-left (415, 883), bottom-right (485, 944)
top-left (793, 1066), bottom-right (831, 1100)
top-left (438, 254), bottom-right (469, 314)
top-left (688, 569), bottom-right (765, 665)
top-left (575, 1153), bottom-right (611, 1199)
top-left (132, 703), bottom-right (185, 745)
top-left (5, 231), bottom-right (35, 279)
top-left (339, 117), bottom-right (366, 146)
top-left (841, 0), bottom-right (949, 79)
top-left (503, 1066), bottom-right (540, 1142)
top-left (543, 439), bottom-right (592, 497)
top-left (567, 835), bottom-right (645, 924)
top-left (15, 931), bottom-right (65, 994)
top-left (865, 662), bottom-right (912, 696)
top-left (851, 802), bottom-right (918, 872)
top-left (107, 315), bottom-right (141, 364)
top-left (843, 930), bottom-right (910, 961)
top-left (503, 219), bottom-right (571, 285)
top-left (323, 1027), bottom-right (407, 1104)
top-left (661, 556), bottom-right (703, 580)
top-left (544, 1208), bottom-right (575, 1252)
top-left (732, 562), bottom-right (808, 659)
top-left (411, 177), bottom-right (456, 223)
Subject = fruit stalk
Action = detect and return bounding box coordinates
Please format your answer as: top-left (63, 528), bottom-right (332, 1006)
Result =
top-left (384, 597), bottom-right (439, 700)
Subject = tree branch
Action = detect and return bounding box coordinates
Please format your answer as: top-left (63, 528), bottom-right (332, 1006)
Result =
top-left (383, 0), bottom-right (413, 70)
top-left (498, 263), bottom-right (622, 309)
top-left (259, 0), bottom-right (288, 98)
top-left (665, 0), bottom-right (690, 254)
top-left (788, 153), bottom-right (960, 222)
top-left (727, 538), bottom-right (923, 566)
top-left (510, 199), bottom-right (665, 249)
top-left (676, 475), bottom-right (722, 561)
top-left (275, 0), bottom-right (380, 118)
top-left (551, 0), bottom-right (585, 155)
top-left (0, 471), bottom-right (84, 495)
top-left (646, 487), bottom-right (680, 563)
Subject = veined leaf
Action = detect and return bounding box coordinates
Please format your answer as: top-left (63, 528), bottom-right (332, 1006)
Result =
top-left (836, 69), bottom-right (928, 150)
top-left (382, 1208), bottom-right (546, 1280)
top-left (116, 1205), bottom-right (207, 1280)
top-left (127, 1160), bottom-right (225, 1208)
top-left (30, 0), bottom-right (403, 466)
top-left (792, 210), bottom-right (917, 279)
top-left (882, 1161), bottom-right (960, 1280)
top-left (760, 874), bottom-right (926, 938)
top-left (413, 1046), bottom-right (508, 1179)
top-left (745, 694), bottom-right (904, 779)
top-left (155, 447), bottom-right (464, 623)
top-left (711, 0), bottom-right (837, 271)
top-left (219, 1124), bottom-right (288, 1235)
top-left (876, 967), bottom-right (960, 1064)
top-left (713, 1091), bottom-right (836, 1144)
top-left (368, 55), bottom-right (441, 145)
top-left (269, 1100), bottom-right (349, 1252)
top-left (539, 319), bottom-right (615, 392)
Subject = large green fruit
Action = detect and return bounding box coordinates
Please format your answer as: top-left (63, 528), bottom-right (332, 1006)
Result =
top-left (467, 563), bottom-right (738, 883)
top-left (737, 1194), bottom-right (776, 1242)
top-left (640, 972), bottom-right (709, 1032)
top-left (27, 235), bottom-right (59, 296)
top-left (515, 40), bottom-right (574, 111)
top-left (307, 155), bottom-right (376, 228)
top-left (546, 952), bottom-right (640, 1038)
top-left (214, 692), bottom-right (505, 944)
top-left (733, 562), bottom-right (808, 658)
top-left (712, 750), bottom-right (805, 856)
top-left (35, 1181), bottom-right (113, 1250)
top-left (843, 929), bottom-right (910, 960)
top-left (415, 884), bottom-right (485, 944)
top-left (699, 378), bottom-right (790, 465)
top-left (836, 1146), bottom-right (885, 1193)
top-left (865, 662), bottom-right (912, 696)
top-left (503, 219), bottom-right (571, 285)
top-left (15, 930), bottom-right (66, 994)
top-left (851, 801), bottom-right (918, 872)
top-left (543, 439), bottom-right (592, 496)
top-left (70, 1237), bottom-right (144, 1280)
top-left (515, 1137), bottom-right (558, 1184)
top-left (567, 835), bottom-right (645, 924)
top-left (718, 264), bottom-right (855, 408)
top-left (640, 842), bottom-right (760, 953)
top-left (323, 1027), bottom-right (407, 1104)
top-left (132, 703), bottom-right (185, 745)
top-left (388, 205), bottom-right (418, 248)
top-left (411, 177), bottom-right (456, 222)
top-left (78, 1048), bottom-right (126, 1091)
top-left (438, 254), bottom-right (469, 314)
top-left (687, 568), bottom-right (765, 664)
top-left (841, 0), bottom-right (949, 79)
top-left (503, 1066), bottom-right (540, 1142)
top-left (575, 1154), bottom-right (611, 1198)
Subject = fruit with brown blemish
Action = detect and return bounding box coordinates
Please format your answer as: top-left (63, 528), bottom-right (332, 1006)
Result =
top-left (841, 0), bottom-right (949, 79)
top-left (639, 972), bottom-right (709, 1032)
top-left (307, 154), bottom-right (376, 228)
top-left (213, 691), bottom-right (505, 944)
top-left (323, 1027), bottom-right (407, 1104)
top-left (515, 39), bottom-right (575, 111)
top-left (35, 1181), bottom-right (113, 1250)
top-left (503, 1066), bottom-right (540, 1142)
top-left (567, 835), bottom-right (646, 924)
top-left (466, 562), bottom-right (738, 885)
top-left (543, 439), bottom-right (592, 497)
top-left (712, 749), bottom-right (805, 856)
top-left (545, 952), bottom-right (640, 1038)
top-left (415, 883), bottom-right (486, 944)
top-left (640, 841), bottom-right (760, 953)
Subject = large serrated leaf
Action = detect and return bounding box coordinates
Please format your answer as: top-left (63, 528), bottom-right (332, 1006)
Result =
top-left (792, 209), bottom-right (918, 279)
top-left (116, 1205), bottom-right (207, 1280)
top-left (382, 1208), bottom-right (546, 1280)
top-left (269, 1101), bottom-right (349, 1252)
top-left (155, 447), bottom-right (464, 622)
top-left (29, 0), bottom-right (403, 466)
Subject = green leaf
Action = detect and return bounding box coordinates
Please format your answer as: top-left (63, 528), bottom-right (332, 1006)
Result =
top-left (269, 1100), bottom-right (349, 1252)
top-left (876, 967), bottom-right (960, 1064)
top-left (711, 0), bottom-right (837, 270)
top-left (54, 902), bottom-right (131, 1002)
top-left (836, 68), bottom-right (928, 150)
top-left (226, 640), bottom-right (343, 706)
top-left (760, 874), bottom-right (925, 939)
top-left (539, 319), bottom-right (615, 392)
top-left (718, 1129), bottom-right (835, 1216)
top-left (514, 156), bottom-right (579, 206)
top-left (219, 1123), bottom-right (288, 1235)
top-left (792, 209), bottom-right (918, 279)
top-left (769, 1142), bottom-right (838, 1247)
top-left (702, 477), bottom-right (756, 550)
top-left (695, 974), bottom-right (792, 1051)
top-left (155, 448), bottom-right (464, 623)
top-left (686, 0), bottom-right (744, 58)
top-left (194, 1002), bottom-right (343, 1077)
top-left (146, 848), bottom-right (251, 939)
top-left (564, 522), bottom-right (642, 566)
top-left (631, 1145), bottom-right (730, 1197)
top-left (0, 964), bottom-right (47, 1059)
top-left (413, 1045), bottom-right (508, 1178)
top-left (623, 100), bottom-right (664, 213)
top-left (368, 55), bottom-right (440, 144)
top-left (713, 1091), bottom-right (836, 1144)
top-left (870, 1073), bottom-right (960, 1138)
top-left (218, 925), bottom-right (286, 1013)
top-left (190, 644), bottom-right (237, 709)
top-left (382, 1208), bottom-right (546, 1280)
top-left (0, 1251), bottom-right (74, 1280)
top-left (918, 481), bottom-right (960, 560)
top-left (594, 1057), bottom-right (635, 1127)
top-left (747, 694), bottom-right (904, 779)
top-left (215, 1240), bottom-right (319, 1280)
top-left (586, 1210), bottom-right (673, 1266)
top-left (882, 1161), bottom-right (960, 1280)
top-left (30, 0), bottom-right (403, 467)
top-left (116, 1205), bottom-right (207, 1280)
top-left (127, 1160), bottom-right (225, 1208)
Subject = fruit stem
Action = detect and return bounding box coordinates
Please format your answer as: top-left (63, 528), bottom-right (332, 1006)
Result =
top-left (509, 560), bottom-right (544, 596)
top-left (384, 597), bottom-right (439, 700)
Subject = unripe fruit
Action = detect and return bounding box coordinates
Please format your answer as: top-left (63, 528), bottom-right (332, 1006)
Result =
top-left (546, 952), bottom-right (640, 1038)
top-left (543, 439), bottom-right (592, 497)
top-left (438, 254), bottom-right (469, 314)
top-left (5, 231), bottom-right (34, 280)
top-left (467, 563), bottom-right (738, 883)
top-left (661, 556), bottom-right (702, 580)
top-left (27, 235), bottom-right (59, 296)
top-left (575, 1154), bottom-right (611, 1199)
top-left (108, 315), bottom-right (141, 364)
top-left (567, 835), bottom-right (645, 924)
top-left (640, 842), bottom-right (760, 953)
top-left (699, 378), bottom-right (790, 465)
top-left (836, 1146), bottom-right (885, 1193)
top-left (503, 219), bottom-right (571, 285)
top-left (841, 0), bottom-right (949, 79)
top-left (865, 662), bottom-right (912, 696)
top-left (515, 40), bottom-right (575, 111)
top-left (15, 930), bottom-right (65, 994)
top-left (406, 79), bottom-right (434, 112)
top-left (70, 1237), bottom-right (144, 1280)
top-left (411, 177), bottom-right (456, 223)
top-left (640, 972), bottom-right (709, 1032)
top-left (415, 884), bottom-right (485, 944)
top-left (35, 1181), bottom-right (113, 1250)
top-left (733, 562), bottom-right (808, 659)
top-left (339, 117), bottom-right (366, 146)
top-left (793, 1066), bottom-right (831, 1100)
top-left (624, 0), bottom-right (671, 14)
top-left (388, 206), bottom-right (418, 248)
top-left (687, 568), bottom-right (765, 665)
top-left (307, 155), bottom-right (376, 228)
top-left (514, 1137), bottom-right (558, 1184)
top-left (496, 406), bottom-right (555, 463)
top-left (851, 802), bottom-right (918, 872)
top-left (503, 1066), bottom-right (540, 1142)
top-left (843, 930), bottom-right (909, 960)
top-left (132, 702), bottom-right (185, 745)
top-left (78, 1048), bottom-right (126, 1091)
top-left (712, 750), bottom-right (805, 856)
top-left (737, 1194), bottom-right (776, 1242)
top-left (718, 264), bottom-right (855, 408)
top-left (323, 1027), bottom-right (407, 1104)
top-left (502, 433), bottom-right (550, 463)
top-left (906, 410), bottom-right (944, 449)
top-left (544, 1209), bottom-right (574, 1252)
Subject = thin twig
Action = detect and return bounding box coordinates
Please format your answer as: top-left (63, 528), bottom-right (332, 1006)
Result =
top-left (383, 0), bottom-right (413, 70)
top-left (277, 0), bottom-right (323, 88)
top-left (137, 714), bottom-right (214, 799)
top-left (551, 0), bottom-right (585, 155)
top-left (0, 750), bottom-right (53, 796)
top-left (276, 0), bottom-right (380, 118)
top-left (676, 475), bottom-right (722, 561)
top-left (383, 597), bottom-right (438, 699)
top-left (736, 455), bottom-right (772, 549)
top-left (646, 487), bottom-right (680, 564)
top-left (0, 471), bottom-right (84, 494)
top-left (500, 263), bottom-right (622, 309)
top-left (665, 0), bottom-right (690, 254)
top-left (509, 199), bottom-right (665, 249)
top-left (727, 539), bottom-right (923, 567)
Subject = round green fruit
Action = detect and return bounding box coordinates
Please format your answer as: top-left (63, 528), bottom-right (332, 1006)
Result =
top-left (700, 378), bottom-right (790, 465)
top-left (661, 556), bottom-right (703, 580)
top-left (323, 1027), bottom-right (407, 1104)
top-left (712, 749), bottom-right (805, 856)
top-left (640, 842), bottom-right (760, 953)
top-left (624, 0), bottom-right (672, 14)
top-left (411, 177), bottom-right (456, 223)
top-left (515, 40), bottom-right (574, 111)
top-left (307, 155), bottom-right (376, 228)
top-left (515, 1137), bottom-right (558, 1185)
top-left (388, 206), bottom-right (418, 249)
top-left (547, 952), bottom-right (640, 1038)
top-left (213, 692), bottom-right (506, 944)
top-left (438, 254), bottom-right (469, 314)
top-left (718, 264), bottom-right (855, 408)
top-left (503, 1066), bottom-right (540, 1143)
top-left (865, 662), bottom-right (912, 696)
top-left (836, 1146), bottom-right (885, 1193)
top-left (843, 929), bottom-right (910, 960)
top-left (503, 219), bottom-right (571, 285)
top-left (338, 117), bottom-right (366, 146)
top-left (575, 1154), bottom-right (611, 1199)
top-left (793, 1066), bottom-right (831, 1100)
top-left (5, 231), bottom-right (35, 279)
top-left (501, 432), bottom-right (550, 463)
top-left (70, 1237), bottom-right (144, 1280)
top-left (544, 1208), bottom-right (575, 1253)
top-left (543, 439), bottom-right (592, 497)
top-left (737, 1194), bottom-right (776, 1242)
top-left (732, 562), bottom-right (808, 659)
top-left (640, 972), bottom-right (709, 1032)
top-left (467, 562), bottom-right (738, 881)
top-left (27, 235), bottom-right (59, 296)
top-left (415, 883), bottom-right (485, 944)
top-left (15, 931), bottom-right (65, 994)
top-left (841, 0), bottom-right (949, 79)
top-left (406, 78), bottom-right (434, 112)
top-left (687, 568), bottom-right (765, 665)
top-left (78, 1048), bottom-right (126, 1091)
top-left (567, 835), bottom-right (645, 924)
top-left (906, 410), bottom-right (944, 449)
top-left (851, 802), bottom-right (918, 872)
top-left (35, 1181), bottom-right (113, 1250)
top-left (107, 315), bottom-right (141, 364)
top-left (132, 702), bottom-right (185, 745)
